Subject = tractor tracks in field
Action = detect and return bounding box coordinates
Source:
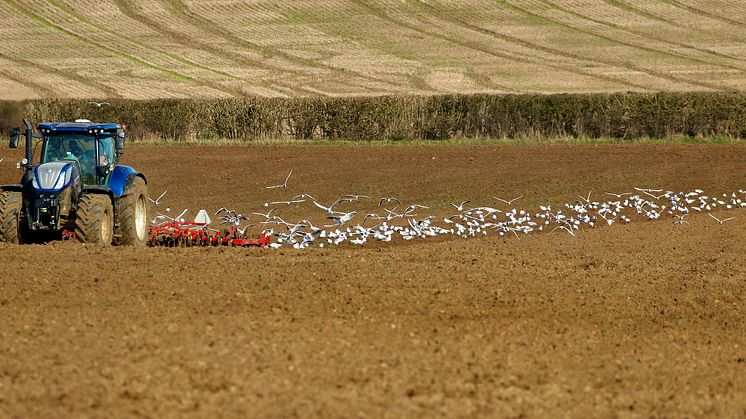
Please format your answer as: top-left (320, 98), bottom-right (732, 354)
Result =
top-left (110, 0), bottom-right (307, 97)
top-left (156, 0), bottom-right (414, 96)
top-left (659, 0), bottom-right (746, 30)
top-left (44, 0), bottom-right (251, 97)
top-left (0, 67), bottom-right (53, 98)
top-left (355, 0), bottom-right (653, 92)
top-left (499, 0), bottom-right (738, 92)
top-left (557, 0), bottom-right (746, 69)
top-left (3, 0), bottom-right (227, 97)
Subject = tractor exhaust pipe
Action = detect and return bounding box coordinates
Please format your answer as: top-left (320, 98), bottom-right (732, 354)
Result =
top-left (22, 119), bottom-right (33, 172)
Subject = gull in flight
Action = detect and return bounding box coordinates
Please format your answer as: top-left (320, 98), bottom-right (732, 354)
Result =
top-left (493, 195), bottom-right (524, 205)
top-left (148, 190), bottom-right (167, 205)
top-left (269, 199), bottom-right (305, 205)
top-left (577, 191), bottom-right (592, 204)
top-left (265, 170), bottom-right (293, 189)
top-left (326, 211), bottom-right (357, 227)
top-left (708, 213), bottom-right (735, 224)
top-left (379, 197), bottom-right (403, 207)
top-left (153, 208), bottom-right (188, 224)
top-left (0, 158), bottom-right (4, 164)
top-left (313, 197), bottom-right (350, 214)
top-left (634, 187), bottom-right (667, 200)
top-left (451, 201), bottom-right (470, 211)
top-left (605, 191), bottom-right (632, 198)
top-left (363, 213), bottom-right (384, 223)
top-left (292, 193), bottom-right (317, 201)
top-left (88, 101), bottom-right (110, 108)
top-left (252, 209), bottom-right (276, 220)
top-left (344, 194), bottom-right (372, 201)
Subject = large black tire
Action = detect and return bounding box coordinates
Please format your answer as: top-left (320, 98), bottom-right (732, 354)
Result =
top-left (0, 191), bottom-right (25, 244)
top-left (114, 177), bottom-right (148, 246)
top-left (75, 194), bottom-right (114, 245)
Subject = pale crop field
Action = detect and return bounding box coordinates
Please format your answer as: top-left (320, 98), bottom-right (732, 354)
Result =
top-left (2, 0), bottom-right (746, 99)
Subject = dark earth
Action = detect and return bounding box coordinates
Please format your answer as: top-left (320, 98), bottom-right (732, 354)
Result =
top-left (1, 144), bottom-right (745, 417)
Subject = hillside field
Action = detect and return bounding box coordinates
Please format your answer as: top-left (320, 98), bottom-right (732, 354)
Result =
top-left (3, 0), bottom-right (746, 99)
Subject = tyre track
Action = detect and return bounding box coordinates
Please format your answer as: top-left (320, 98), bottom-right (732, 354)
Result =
top-left (3, 0), bottom-right (235, 98)
top-left (109, 0), bottom-right (305, 97)
top-left (0, 68), bottom-right (51, 98)
top-left (160, 0), bottom-right (422, 96)
top-left (0, 48), bottom-right (114, 98)
top-left (576, 0), bottom-right (746, 66)
top-left (48, 0), bottom-right (250, 97)
top-left (502, 0), bottom-right (731, 91)
top-left (659, 0), bottom-right (746, 30)
top-left (357, 0), bottom-right (653, 92)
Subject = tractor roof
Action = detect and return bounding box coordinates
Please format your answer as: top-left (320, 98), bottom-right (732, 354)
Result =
top-left (38, 121), bottom-right (122, 133)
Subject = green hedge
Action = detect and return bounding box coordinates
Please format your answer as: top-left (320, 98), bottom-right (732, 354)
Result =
top-left (2, 92), bottom-right (746, 141)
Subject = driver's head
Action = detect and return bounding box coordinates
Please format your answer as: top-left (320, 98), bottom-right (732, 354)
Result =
top-left (68, 140), bottom-right (81, 155)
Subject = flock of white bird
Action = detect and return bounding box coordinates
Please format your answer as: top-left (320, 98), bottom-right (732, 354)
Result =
top-left (147, 169), bottom-right (745, 250)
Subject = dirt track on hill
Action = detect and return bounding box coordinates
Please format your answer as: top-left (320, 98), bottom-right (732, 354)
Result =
top-left (1, 144), bottom-right (745, 417)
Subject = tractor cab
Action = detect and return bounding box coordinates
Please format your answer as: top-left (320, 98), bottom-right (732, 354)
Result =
top-left (38, 121), bottom-right (122, 186)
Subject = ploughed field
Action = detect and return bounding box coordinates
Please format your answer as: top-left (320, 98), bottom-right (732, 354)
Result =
top-left (1, 144), bottom-right (746, 417)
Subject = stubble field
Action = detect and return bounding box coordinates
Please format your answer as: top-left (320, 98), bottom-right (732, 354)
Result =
top-left (0, 143), bottom-right (745, 417)
top-left (3, 0), bottom-right (746, 99)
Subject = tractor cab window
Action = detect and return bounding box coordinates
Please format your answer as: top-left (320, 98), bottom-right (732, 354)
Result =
top-left (98, 136), bottom-right (115, 167)
top-left (42, 134), bottom-right (98, 184)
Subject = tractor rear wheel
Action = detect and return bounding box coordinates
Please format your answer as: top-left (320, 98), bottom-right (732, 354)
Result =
top-left (75, 194), bottom-right (113, 245)
top-left (0, 191), bottom-right (26, 244)
top-left (114, 177), bottom-right (148, 246)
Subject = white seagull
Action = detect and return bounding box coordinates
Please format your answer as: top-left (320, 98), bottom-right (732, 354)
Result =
top-left (88, 101), bottom-right (110, 108)
top-left (326, 211), bottom-right (357, 227)
top-left (493, 195), bottom-right (524, 205)
top-left (265, 170), bottom-right (293, 189)
top-left (451, 201), bottom-right (470, 211)
top-left (708, 213), bottom-right (735, 224)
top-left (148, 190), bottom-right (167, 205)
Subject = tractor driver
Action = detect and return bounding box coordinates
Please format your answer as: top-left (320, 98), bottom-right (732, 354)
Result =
top-left (67, 140), bottom-right (96, 164)
top-left (68, 140), bottom-right (83, 160)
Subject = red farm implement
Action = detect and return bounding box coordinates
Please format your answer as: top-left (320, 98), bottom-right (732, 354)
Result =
top-left (148, 222), bottom-right (271, 247)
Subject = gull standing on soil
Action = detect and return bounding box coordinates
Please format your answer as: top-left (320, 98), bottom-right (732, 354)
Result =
top-left (708, 213), bottom-right (735, 224)
top-left (265, 170), bottom-right (293, 189)
top-left (672, 214), bottom-right (688, 230)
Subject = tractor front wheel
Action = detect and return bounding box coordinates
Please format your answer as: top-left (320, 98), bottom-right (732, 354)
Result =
top-left (0, 191), bottom-right (26, 243)
top-left (114, 177), bottom-right (148, 246)
top-left (75, 194), bottom-right (114, 245)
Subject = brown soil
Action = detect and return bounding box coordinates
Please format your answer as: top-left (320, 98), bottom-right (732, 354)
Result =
top-left (1, 144), bottom-right (745, 417)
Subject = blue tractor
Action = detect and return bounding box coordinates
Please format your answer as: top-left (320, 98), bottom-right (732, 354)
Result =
top-left (0, 119), bottom-right (149, 245)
